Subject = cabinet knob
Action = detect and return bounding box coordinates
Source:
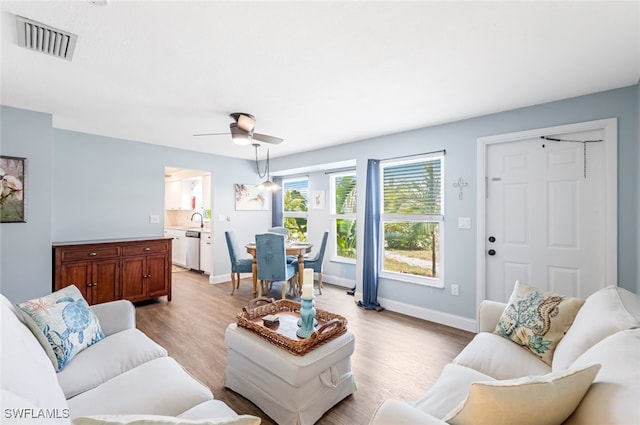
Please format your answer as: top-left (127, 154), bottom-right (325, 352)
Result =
top-left (144, 247), bottom-right (151, 251)
top-left (88, 252), bottom-right (97, 256)
top-left (147, 274), bottom-right (151, 278)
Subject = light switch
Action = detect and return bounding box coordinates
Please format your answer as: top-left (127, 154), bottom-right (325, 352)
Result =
top-left (149, 215), bottom-right (160, 224)
top-left (458, 217), bottom-right (471, 229)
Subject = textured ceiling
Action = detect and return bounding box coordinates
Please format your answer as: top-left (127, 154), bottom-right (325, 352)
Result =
top-left (1, 1), bottom-right (639, 160)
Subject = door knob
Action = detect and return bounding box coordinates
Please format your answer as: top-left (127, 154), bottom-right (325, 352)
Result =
top-left (488, 249), bottom-right (496, 256)
top-left (488, 236), bottom-right (496, 243)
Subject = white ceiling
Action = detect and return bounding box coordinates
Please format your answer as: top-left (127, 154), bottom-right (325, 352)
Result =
top-left (1, 1), bottom-right (639, 160)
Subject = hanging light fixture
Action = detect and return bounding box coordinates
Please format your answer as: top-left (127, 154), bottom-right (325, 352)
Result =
top-left (253, 143), bottom-right (280, 191)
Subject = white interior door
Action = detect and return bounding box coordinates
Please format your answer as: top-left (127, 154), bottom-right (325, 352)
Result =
top-left (477, 119), bottom-right (617, 304)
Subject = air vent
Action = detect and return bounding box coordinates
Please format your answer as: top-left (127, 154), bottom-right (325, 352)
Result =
top-left (16, 16), bottom-right (77, 61)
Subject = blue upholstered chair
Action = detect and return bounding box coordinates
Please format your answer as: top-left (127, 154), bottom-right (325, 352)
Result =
top-left (225, 230), bottom-right (253, 295)
top-left (268, 226), bottom-right (296, 263)
top-left (267, 226), bottom-right (289, 237)
top-left (255, 233), bottom-right (297, 299)
top-left (292, 231), bottom-right (329, 295)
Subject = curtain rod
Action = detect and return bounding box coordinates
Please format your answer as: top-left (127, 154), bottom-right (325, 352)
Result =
top-left (324, 167), bottom-right (357, 175)
top-left (382, 149), bottom-right (446, 162)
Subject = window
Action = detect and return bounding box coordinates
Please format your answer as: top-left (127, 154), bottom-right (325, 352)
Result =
top-left (380, 154), bottom-right (444, 286)
top-left (330, 171), bottom-right (357, 261)
top-left (283, 177), bottom-right (308, 241)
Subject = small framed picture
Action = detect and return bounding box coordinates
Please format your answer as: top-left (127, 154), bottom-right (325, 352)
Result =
top-left (0, 155), bottom-right (26, 223)
top-left (311, 190), bottom-right (325, 209)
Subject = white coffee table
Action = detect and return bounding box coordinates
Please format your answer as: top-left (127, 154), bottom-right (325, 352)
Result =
top-left (224, 323), bottom-right (357, 425)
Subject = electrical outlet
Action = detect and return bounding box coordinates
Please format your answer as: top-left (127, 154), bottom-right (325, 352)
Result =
top-left (451, 284), bottom-right (459, 296)
top-left (149, 215), bottom-right (160, 224)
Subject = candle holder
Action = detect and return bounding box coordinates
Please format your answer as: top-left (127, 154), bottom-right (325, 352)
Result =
top-left (296, 296), bottom-right (316, 338)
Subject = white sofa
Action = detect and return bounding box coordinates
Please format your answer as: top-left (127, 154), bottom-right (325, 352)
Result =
top-left (0, 293), bottom-right (259, 425)
top-left (370, 285), bottom-right (640, 425)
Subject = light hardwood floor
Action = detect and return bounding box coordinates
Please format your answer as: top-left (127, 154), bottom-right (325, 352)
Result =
top-left (135, 271), bottom-right (474, 425)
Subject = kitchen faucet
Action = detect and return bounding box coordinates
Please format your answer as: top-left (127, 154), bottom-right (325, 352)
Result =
top-left (190, 212), bottom-right (204, 228)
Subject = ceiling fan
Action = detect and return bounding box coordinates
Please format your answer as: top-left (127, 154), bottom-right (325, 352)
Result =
top-left (193, 112), bottom-right (283, 145)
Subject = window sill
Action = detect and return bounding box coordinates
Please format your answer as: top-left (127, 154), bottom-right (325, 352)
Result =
top-left (330, 257), bottom-right (356, 265)
top-left (379, 271), bottom-right (444, 289)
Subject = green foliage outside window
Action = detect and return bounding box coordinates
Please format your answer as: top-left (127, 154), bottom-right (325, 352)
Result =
top-left (334, 174), bottom-right (357, 259)
top-left (284, 186), bottom-right (308, 242)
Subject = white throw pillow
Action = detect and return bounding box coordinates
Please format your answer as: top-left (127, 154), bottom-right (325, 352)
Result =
top-left (564, 329), bottom-right (640, 425)
top-left (443, 364), bottom-right (600, 425)
top-left (17, 285), bottom-right (105, 371)
top-left (71, 415), bottom-right (261, 425)
top-left (412, 364), bottom-right (494, 419)
top-left (552, 285), bottom-right (640, 370)
top-left (494, 280), bottom-right (584, 365)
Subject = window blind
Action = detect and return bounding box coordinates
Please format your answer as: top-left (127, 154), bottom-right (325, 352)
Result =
top-left (383, 157), bottom-right (442, 216)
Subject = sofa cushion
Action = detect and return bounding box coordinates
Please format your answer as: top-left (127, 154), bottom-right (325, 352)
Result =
top-left (443, 364), bottom-right (600, 425)
top-left (494, 280), bottom-right (584, 365)
top-left (552, 285), bottom-right (640, 370)
top-left (412, 364), bottom-right (494, 419)
top-left (177, 401), bottom-right (239, 420)
top-left (67, 357), bottom-right (214, 419)
top-left (371, 401), bottom-right (449, 425)
top-left (453, 332), bottom-right (550, 380)
top-left (1, 295), bottom-right (69, 420)
top-left (17, 285), bottom-right (105, 371)
top-left (57, 328), bottom-right (168, 399)
top-left (564, 329), bottom-right (640, 425)
top-left (71, 415), bottom-right (260, 425)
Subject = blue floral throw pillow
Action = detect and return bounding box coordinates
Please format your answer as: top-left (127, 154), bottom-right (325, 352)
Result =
top-left (18, 285), bottom-right (105, 371)
top-left (494, 281), bottom-right (584, 365)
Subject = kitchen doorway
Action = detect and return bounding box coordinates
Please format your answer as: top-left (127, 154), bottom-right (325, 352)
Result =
top-left (164, 166), bottom-right (213, 278)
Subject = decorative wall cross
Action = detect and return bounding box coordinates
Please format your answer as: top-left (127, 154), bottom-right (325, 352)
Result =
top-left (453, 177), bottom-right (468, 200)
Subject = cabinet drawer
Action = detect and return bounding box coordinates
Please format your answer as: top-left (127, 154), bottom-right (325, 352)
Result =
top-left (123, 242), bottom-right (168, 256)
top-left (61, 246), bottom-right (121, 262)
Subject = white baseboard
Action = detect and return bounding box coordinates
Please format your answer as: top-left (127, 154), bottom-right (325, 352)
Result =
top-left (353, 291), bottom-right (477, 333)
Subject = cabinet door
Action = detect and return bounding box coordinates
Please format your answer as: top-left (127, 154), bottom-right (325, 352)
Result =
top-left (146, 254), bottom-right (169, 298)
top-left (59, 261), bottom-right (92, 302)
top-left (92, 258), bottom-right (120, 304)
top-left (165, 181), bottom-right (182, 210)
top-left (122, 256), bottom-right (146, 302)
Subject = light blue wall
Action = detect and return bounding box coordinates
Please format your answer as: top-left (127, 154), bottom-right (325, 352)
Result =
top-left (52, 129), bottom-right (271, 285)
top-left (270, 84), bottom-right (640, 319)
top-left (0, 106), bottom-right (53, 302)
top-left (1, 83), bottom-right (637, 319)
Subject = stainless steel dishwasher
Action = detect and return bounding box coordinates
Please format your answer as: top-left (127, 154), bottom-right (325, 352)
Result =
top-left (185, 230), bottom-right (201, 270)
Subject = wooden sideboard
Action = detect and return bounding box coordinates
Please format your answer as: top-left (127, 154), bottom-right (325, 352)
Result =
top-left (53, 237), bottom-right (172, 304)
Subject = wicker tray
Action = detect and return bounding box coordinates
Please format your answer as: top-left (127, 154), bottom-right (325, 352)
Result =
top-left (236, 297), bottom-right (348, 356)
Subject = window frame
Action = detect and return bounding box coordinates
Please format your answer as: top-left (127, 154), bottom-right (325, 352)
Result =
top-left (379, 153), bottom-right (445, 288)
top-left (330, 170), bottom-right (357, 264)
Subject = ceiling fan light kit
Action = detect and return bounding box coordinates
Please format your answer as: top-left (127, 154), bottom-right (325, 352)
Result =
top-left (194, 112), bottom-right (284, 145)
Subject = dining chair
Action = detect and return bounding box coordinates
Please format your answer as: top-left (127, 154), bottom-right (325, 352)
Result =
top-left (255, 232), bottom-right (297, 299)
top-left (291, 231), bottom-right (329, 295)
top-left (225, 230), bottom-right (254, 295)
top-left (268, 226), bottom-right (297, 264)
top-left (267, 226), bottom-right (289, 237)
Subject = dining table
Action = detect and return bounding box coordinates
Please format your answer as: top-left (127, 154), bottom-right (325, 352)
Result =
top-left (245, 242), bottom-right (313, 297)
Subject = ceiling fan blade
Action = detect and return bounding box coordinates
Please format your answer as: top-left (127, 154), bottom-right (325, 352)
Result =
top-left (193, 132), bottom-right (230, 137)
top-left (252, 133), bottom-right (284, 145)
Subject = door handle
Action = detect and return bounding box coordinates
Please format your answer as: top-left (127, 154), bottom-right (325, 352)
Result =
top-left (488, 249), bottom-right (496, 256)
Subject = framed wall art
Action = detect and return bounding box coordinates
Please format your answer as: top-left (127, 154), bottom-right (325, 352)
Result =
top-left (311, 190), bottom-right (325, 209)
top-left (235, 184), bottom-right (269, 211)
top-left (0, 155), bottom-right (26, 223)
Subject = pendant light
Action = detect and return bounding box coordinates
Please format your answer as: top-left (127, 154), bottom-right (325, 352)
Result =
top-left (253, 143), bottom-right (280, 191)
